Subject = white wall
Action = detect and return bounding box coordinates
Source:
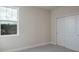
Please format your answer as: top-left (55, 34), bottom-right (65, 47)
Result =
top-left (0, 7), bottom-right (50, 51)
top-left (51, 6), bottom-right (79, 45)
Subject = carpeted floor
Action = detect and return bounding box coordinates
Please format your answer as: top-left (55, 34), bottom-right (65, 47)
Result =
top-left (17, 44), bottom-right (76, 52)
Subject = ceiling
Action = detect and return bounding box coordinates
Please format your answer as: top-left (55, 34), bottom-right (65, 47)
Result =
top-left (37, 6), bottom-right (60, 10)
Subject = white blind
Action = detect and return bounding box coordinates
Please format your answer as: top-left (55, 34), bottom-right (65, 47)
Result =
top-left (0, 7), bottom-right (18, 21)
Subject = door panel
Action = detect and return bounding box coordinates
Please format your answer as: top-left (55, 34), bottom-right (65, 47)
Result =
top-left (57, 18), bottom-right (65, 46)
top-left (70, 15), bottom-right (79, 51)
top-left (57, 15), bottom-right (79, 51)
top-left (64, 16), bottom-right (76, 49)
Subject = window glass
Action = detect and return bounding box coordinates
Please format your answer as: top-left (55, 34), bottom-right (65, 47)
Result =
top-left (0, 7), bottom-right (18, 35)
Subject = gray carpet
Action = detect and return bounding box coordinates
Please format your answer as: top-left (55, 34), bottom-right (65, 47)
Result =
top-left (18, 44), bottom-right (76, 52)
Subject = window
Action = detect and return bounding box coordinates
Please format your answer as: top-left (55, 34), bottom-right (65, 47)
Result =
top-left (0, 7), bottom-right (19, 36)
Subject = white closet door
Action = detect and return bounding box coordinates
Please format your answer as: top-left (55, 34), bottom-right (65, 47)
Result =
top-left (63, 16), bottom-right (76, 49)
top-left (69, 15), bottom-right (79, 51)
top-left (57, 15), bottom-right (79, 51)
top-left (57, 18), bottom-right (66, 46)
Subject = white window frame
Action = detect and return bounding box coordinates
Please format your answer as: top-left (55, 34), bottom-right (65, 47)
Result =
top-left (0, 7), bottom-right (19, 37)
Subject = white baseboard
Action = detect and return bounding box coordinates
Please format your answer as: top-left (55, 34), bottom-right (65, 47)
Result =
top-left (5, 42), bottom-right (50, 52)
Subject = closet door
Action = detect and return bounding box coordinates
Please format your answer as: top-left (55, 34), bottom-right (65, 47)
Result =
top-left (69, 15), bottom-right (79, 51)
top-left (57, 17), bottom-right (66, 46)
top-left (57, 15), bottom-right (79, 51)
top-left (63, 16), bottom-right (76, 49)
top-left (57, 16), bottom-right (77, 51)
